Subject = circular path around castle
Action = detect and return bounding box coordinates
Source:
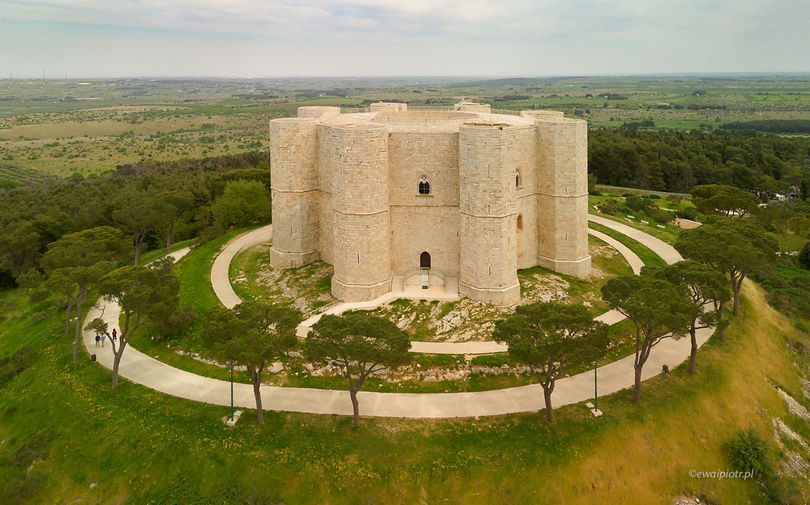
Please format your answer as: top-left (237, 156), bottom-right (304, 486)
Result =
top-left (83, 215), bottom-right (705, 419)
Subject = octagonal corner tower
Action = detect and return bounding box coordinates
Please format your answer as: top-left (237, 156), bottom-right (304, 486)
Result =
top-left (269, 103), bottom-right (591, 305)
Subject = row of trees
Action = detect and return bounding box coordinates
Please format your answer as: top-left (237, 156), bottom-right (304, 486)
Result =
top-left (199, 212), bottom-right (772, 428)
top-left (136, 201), bottom-right (774, 427)
top-left (589, 129), bottom-right (810, 194)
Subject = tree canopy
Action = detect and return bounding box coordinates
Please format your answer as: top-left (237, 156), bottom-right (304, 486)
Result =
top-left (642, 261), bottom-right (730, 372)
top-left (675, 218), bottom-right (776, 314)
top-left (206, 301), bottom-right (302, 424)
top-left (96, 257), bottom-right (179, 387)
top-left (601, 275), bottom-right (695, 403)
top-left (691, 184), bottom-right (761, 217)
top-left (214, 179), bottom-right (271, 228)
top-left (305, 312), bottom-right (411, 427)
top-left (494, 302), bottom-right (608, 422)
top-left (41, 226), bottom-right (131, 361)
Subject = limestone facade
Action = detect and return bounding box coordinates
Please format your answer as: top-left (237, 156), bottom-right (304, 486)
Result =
top-left (269, 103), bottom-right (591, 305)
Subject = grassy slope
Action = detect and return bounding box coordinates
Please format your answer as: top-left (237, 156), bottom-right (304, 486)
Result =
top-left (589, 221), bottom-right (668, 267)
top-left (0, 280), bottom-right (806, 504)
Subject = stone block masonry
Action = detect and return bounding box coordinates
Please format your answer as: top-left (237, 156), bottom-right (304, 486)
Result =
top-left (269, 103), bottom-right (591, 305)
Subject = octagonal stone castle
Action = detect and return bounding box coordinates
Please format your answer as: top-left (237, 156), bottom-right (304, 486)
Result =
top-left (269, 102), bottom-right (590, 306)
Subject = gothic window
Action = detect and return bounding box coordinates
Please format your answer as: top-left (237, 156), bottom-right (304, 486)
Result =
top-left (517, 214), bottom-right (524, 231)
top-left (418, 176), bottom-right (430, 195)
top-left (515, 170), bottom-right (522, 188)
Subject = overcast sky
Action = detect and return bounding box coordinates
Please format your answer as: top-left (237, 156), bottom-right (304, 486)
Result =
top-left (1, 0), bottom-right (808, 78)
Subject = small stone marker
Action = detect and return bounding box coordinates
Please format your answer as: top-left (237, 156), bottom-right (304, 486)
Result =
top-left (585, 402), bottom-right (602, 417)
top-left (656, 224), bottom-right (665, 229)
top-left (223, 410), bottom-right (243, 427)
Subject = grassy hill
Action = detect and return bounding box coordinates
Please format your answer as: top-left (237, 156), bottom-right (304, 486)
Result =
top-left (0, 281), bottom-right (807, 504)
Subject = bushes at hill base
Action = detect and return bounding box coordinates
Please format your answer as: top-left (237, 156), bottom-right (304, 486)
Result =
top-left (0, 346), bottom-right (37, 387)
top-left (799, 243), bottom-right (810, 270)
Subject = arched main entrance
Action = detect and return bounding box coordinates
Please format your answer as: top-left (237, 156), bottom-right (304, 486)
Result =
top-left (420, 251), bottom-right (431, 269)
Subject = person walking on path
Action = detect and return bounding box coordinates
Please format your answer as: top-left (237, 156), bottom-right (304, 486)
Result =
top-left (100, 333), bottom-right (106, 348)
top-left (95, 334), bottom-right (100, 347)
top-left (112, 328), bottom-right (117, 341)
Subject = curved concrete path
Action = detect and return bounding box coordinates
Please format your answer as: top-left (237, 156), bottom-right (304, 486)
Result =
top-left (84, 292), bottom-right (711, 417)
top-left (211, 218), bottom-right (669, 354)
top-left (82, 214), bottom-right (703, 418)
top-left (588, 214), bottom-right (683, 264)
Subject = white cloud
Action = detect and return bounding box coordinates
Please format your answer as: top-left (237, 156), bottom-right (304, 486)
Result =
top-left (0, 0), bottom-right (808, 76)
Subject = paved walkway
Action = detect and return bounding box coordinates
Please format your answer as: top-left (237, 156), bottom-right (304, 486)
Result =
top-left (82, 215), bottom-right (707, 418)
top-left (211, 219), bottom-right (667, 354)
top-left (84, 290), bottom-right (711, 417)
top-left (588, 214), bottom-right (683, 264)
top-left (211, 225), bottom-right (273, 309)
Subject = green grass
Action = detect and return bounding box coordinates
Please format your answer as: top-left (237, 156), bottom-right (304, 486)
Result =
top-left (588, 221), bottom-right (668, 267)
top-left (0, 280), bottom-right (805, 504)
top-left (176, 228), bottom-right (248, 312)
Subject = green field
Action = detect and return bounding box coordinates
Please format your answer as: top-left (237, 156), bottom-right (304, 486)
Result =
top-left (2, 75), bottom-right (810, 184)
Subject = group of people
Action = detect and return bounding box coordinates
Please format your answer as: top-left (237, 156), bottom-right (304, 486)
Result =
top-left (94, 328), bottom-right (118, 348)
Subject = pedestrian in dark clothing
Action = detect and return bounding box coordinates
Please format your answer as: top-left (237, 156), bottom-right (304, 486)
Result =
top-left (112, 328), bottom-right (117, 341)
top-left (95, 334), bottom-right (100, 347)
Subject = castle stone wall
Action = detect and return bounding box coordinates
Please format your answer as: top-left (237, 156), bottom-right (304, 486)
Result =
top-left (268, 117), bottom-right (320, 268)
top-left (458, 124), bottom-right (520, 305)
top-left (535, 118), bottom-right (591, 276)
top-left (328, 124), bottom-right (392, 301)
top-left (268, 106), bottom-right (590, 306)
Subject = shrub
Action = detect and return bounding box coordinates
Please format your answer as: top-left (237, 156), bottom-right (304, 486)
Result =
top-left (598, 199), bottom-right (623, 215)
top-left (725, 428), bottom-right (772, 478)
top-left (799, 242), bottom-right (810, 270)
top-left (644, 208), bottom-right (675, 224)
top-left (676, 206), bottom-right (700, 221)
top-left (0, 346), bottom-right (38, 387)
top-left (27, 289), bottom-right (50, 304)
top-left (625, 194), bottom-right (654, 212)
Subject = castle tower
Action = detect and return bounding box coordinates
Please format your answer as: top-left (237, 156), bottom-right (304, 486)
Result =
top-left (268, 117), bottom-right (321, 268)
top-left (329, 124), bottom-right (392, 301)
top-left (534, 117), bottom-right (591, 277)
top-left (458, 123), bottom-right (520, 305)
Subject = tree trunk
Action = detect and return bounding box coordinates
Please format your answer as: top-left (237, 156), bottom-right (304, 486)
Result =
top-left (350, 389), bottom-right (361, 428)
top-left (166, 222), bottom-right (174, 250)
top-left (72, 287), bottom-right (87, 362)
top-left (714, 299), bottom-right (727, 341)
top-left (252, 370), bottom-right (264, 425)
top-left (111, 353), bottom-right (121, 388)
top-left (731, 276), bottom-right (742, 315)
top-left (64, 301), bottom-right (72, 337)
top-left (134, 242), bottom-right (141, 266)
top-left (632, 365), bottom-right (643, 404)
top-left (688, 325), bottom-right (698, 374)
top-left (541, 384), bottom-right (555, 423)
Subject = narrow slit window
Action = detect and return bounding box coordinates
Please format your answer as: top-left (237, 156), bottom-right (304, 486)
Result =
top-left (418, 176), bottom-right (430, 195)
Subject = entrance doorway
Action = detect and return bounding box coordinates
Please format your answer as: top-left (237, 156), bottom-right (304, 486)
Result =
top-left (420, 251), bottom-right (431, 269)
